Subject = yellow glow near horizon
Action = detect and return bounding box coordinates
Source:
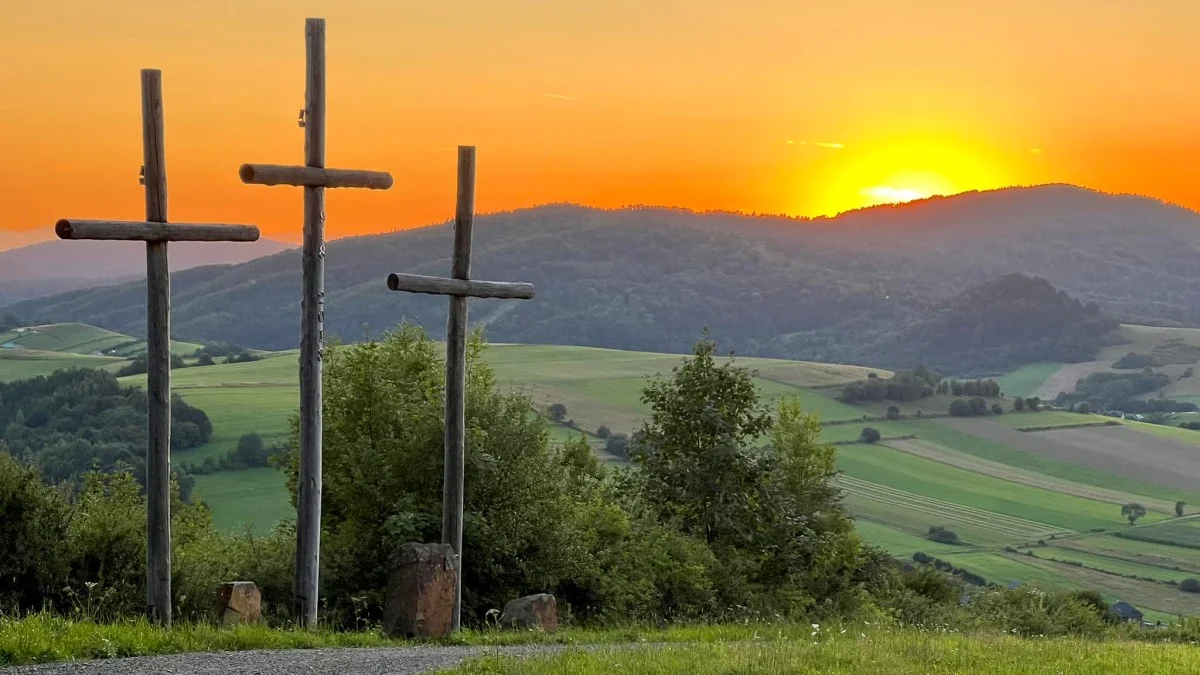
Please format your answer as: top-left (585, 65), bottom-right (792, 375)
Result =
top-left (803, 137), bottom-right (1015, 215)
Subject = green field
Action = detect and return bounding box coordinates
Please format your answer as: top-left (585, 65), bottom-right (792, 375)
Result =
top-left (851, 519), bottom-right (969, 557)
top-left (994, 362), bottom-right (1064, 398)
top-left (1116, 520), bottom-right (1200, 549)
top-left (837, 443), bottom-right (1142, 535)
top-left (192, 468), bottom-right (293, 532)
top-left (1031, 545), bottom-right (1191, 583)
top-left (0, 348), bottom-right (124, 382)
top-left (989, 410), bottom-right (1105, 429)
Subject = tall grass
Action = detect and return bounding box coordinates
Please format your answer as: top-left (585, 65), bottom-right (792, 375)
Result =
top-left (448, 627), bottom-right (1200, 674)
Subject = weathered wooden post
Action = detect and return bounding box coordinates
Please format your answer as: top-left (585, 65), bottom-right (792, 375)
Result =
top-left (54, 69), bottom-right (260, 627)
top-left (386, 146), bottom-right (536, 629)
top-left (238, 17), bottom-right (393, 627)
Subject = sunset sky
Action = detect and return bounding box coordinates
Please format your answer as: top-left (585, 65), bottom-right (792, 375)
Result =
top-left (1, 0), bottom-right (1198, 247)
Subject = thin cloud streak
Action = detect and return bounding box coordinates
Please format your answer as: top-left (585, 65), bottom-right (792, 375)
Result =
top-left (789, 140), bottom-right (845, 149)
top-left (542, 92), bottom-right (580, 101)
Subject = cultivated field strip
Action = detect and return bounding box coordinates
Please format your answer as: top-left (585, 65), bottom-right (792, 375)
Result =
top-left (882, 439), bottom-right (1178, 513)
top-left (936, 418), bottom-right (1200, 493)
top-left (837, 475), bottom-right (1065, 540)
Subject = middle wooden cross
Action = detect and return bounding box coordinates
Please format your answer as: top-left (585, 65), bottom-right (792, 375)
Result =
top-left (386, 145), bottom-right (535, 630)
top-left (237, 17), bottom-right (394, 627)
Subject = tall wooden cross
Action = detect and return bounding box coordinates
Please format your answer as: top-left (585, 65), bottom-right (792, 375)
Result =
top-left (386, 146), bottom-right (536, 630)
top-left (53, 69), bottom-right (260, 627)
top-left (237, 17), bottom-right (393, 627)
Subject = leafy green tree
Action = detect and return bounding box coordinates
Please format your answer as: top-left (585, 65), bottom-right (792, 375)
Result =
top-left (548, 403), bottom-right (568, 422)
top-left (886, 405), bottom-right (901, 420)
top-left (1121, 502), bottom-right (1146, 525)
top-left (1177, 501), bottom-right (1186, 518)
top-left (196, 353), bottom-right (215, 366)
top-left (991, 403), bottom-right (1004, 415)
top-left (1014, 397), bottom-right (1025, 412)
top-left (595, 425), bottom-right (611, 439)
top-left (280, 326), bottom-right (621, 625)
top-left (859, 427), bottom-right (881, 443)
top-left (0, 451), bottom-right (69, 610)
top-left (1024, 397), bottom-right (1041, 412)
top-left (949, 399), bottom-right (971, 417)
top-left (630, 338), bottom-right (773, 544)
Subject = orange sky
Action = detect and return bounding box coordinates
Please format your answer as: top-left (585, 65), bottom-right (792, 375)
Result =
top-left (2, 0), bottom-right (1198, 246)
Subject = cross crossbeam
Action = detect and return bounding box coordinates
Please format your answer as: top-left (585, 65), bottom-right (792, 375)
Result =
top-left (235, 17), bottom-right (394, 628)
top-left (385, 145), bottom-right (535, 631)
top-left (53, 69), bottom-right (260, 628)
top-left (239, 163), bottom-right (393, 190)
top-left (386, 273), bottom-right (536, 299)
top-left (56, 219), bottom-right (259, 242)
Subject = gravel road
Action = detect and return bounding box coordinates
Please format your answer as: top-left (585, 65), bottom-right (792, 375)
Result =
top-left (1, 644), bottom-right (565, 675)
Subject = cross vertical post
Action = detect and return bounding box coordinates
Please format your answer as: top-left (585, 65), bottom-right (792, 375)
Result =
top-left (53, 69), bottom-right (261, 628)
top-left (141, 69), bottom-right (172, 627)
top-left (385, 147), bottom-right (536, 630)
top-left (442, 146), bottom-right (475, 629)
top-left (236, 17), bottom-right (394, 628)
top-left (298, 15), bottom-right (327, 630)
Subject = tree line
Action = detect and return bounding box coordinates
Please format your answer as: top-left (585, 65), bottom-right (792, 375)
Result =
top-left (0, 368), bottom-right (212, 487)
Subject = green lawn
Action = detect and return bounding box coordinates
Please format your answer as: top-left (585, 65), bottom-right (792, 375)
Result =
top-left (192, 468), bottom-right (293, 532)
top-left (1118, 419), bottom-right (1200, 444)
top-left (994, 362), bottom-right (1064, 399)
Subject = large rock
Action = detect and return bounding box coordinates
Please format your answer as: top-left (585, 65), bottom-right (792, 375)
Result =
top-left (217, 581), bottom-right (262, 625)
top-left (500, 593), bottom-right (558, 632)
top-left (383, 542), bottom-right (459, 638)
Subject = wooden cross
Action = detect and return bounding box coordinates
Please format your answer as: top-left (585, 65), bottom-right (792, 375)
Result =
top-left (237, 17), bottom-right (393, 627)
top-left (54, 69), bottom-right (260, 628)
top-left (386, 146), bottom-right (535, 630)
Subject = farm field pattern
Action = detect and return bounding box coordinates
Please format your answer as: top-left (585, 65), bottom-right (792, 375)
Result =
top-left (7, 324), bottom-right (1200, 616)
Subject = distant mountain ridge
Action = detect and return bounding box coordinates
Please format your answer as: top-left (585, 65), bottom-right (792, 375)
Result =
top-left (0, 237), bottom-right (295, 304)
top-left (5, 184), bottom-right (1200, 370)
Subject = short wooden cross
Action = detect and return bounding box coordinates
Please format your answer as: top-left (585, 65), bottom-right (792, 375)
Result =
top-left (386, 146), bottom-right (535, 630)
top-left (54, 69), bottom-right (260, 628)
top-left (236, 17), bottom-right (393, 627)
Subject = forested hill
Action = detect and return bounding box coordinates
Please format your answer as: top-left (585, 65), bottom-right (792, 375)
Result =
top-left (855, 274), bottom-right (1120, 374)
top-left (5, 184), bottom-right (1200, 370)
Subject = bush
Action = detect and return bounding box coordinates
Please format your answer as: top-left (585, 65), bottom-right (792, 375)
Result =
top-left (970, 588), bottom-right (1107, 637)
top-left (604, 433), bottom-right (630, 459)
top-left (596, 425), bottom-right (611, 439)
top-left (859, 427), bottom-right (882, 443)
top-left (927, 526), bottom-right (961, 545)
top-left (886, 406), bottom-right (901, 420)
top-left (1180, 578), bottom-right (1200, 593)
top-left (991, 403), bottom-right (1004, 415)
top-left (1014, 397), bottom-right (1025, 412)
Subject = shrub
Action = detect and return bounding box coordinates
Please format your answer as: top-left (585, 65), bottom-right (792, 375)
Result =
top-left (859, 427), bottom-right (882, 443)
top-left (1014, 397), bottom-right (1025, 412)
top-left (596, 425), bottom-right (611, 439)
top-left (970, 588), bottom-right (1107, 637)
top-left (991, 403), bottom-right (1004, 415)
top-left (927, 526), bottom-right (961, 545)
top-left (1180, 578), bottom-right (1200, 593)
top-left (886, 406), bottom-right (901, 420)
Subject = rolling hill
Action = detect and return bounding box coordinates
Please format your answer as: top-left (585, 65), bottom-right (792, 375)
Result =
top-left (6, 185), bottom-right (1200, 371)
